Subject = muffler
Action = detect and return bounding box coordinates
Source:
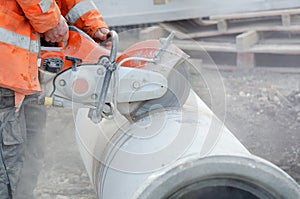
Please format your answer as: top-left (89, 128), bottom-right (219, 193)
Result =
top-left (75, 90), bottom-right (300, 199)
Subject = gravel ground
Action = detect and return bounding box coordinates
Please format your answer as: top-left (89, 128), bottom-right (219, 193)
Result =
top-left (34, 109), bottom-right (97, 199)
top-left (222, 68), bottom-right (300, 183)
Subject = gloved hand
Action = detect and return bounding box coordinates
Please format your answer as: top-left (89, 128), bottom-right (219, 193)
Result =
top-left (44, 15), bottom-right (69, 43)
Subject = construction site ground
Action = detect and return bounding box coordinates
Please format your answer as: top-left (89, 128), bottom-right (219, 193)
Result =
top-left (34, 30), bottom-right (300, 199)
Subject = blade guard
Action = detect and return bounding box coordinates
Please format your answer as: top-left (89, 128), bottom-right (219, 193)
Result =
top-left (116, 37), bottom-right (191, 119)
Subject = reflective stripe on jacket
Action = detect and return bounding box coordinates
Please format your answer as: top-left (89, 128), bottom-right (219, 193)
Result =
top-left (0, 0), bottom-right (60, 105)
top-left (57, 0), bottom-right (108, 38)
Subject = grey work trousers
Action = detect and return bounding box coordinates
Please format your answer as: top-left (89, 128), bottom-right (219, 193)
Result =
top-left (0, 90), bottom-right (46, 199)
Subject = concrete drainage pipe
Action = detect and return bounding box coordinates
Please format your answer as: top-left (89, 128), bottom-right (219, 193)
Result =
top-left (75, 91), bottom-right (300, 199)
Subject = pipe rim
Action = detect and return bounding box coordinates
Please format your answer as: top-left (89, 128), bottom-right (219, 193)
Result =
top-left (133, 155), bottom-right (300, 199)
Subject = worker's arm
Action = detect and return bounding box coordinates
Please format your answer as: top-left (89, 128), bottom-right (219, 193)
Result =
top-left (60, 0), bottom-right (109, 41)
top-left (16, 0), bottom-right (69, 42)
top-left (16, 0), bottom-right (61, 33)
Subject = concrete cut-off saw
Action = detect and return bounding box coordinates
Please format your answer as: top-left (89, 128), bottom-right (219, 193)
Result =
top-left (39, 26), bottom-right (190, 123)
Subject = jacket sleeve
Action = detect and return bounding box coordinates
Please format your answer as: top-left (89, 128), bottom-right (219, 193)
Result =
top-left (60, 0), bottom-right (108, 38)
top-left (16, 0), bottom-right (61, 33)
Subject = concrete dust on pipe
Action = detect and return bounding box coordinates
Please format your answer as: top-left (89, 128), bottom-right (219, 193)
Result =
top-left (75, 89), bottom-right (300, 199)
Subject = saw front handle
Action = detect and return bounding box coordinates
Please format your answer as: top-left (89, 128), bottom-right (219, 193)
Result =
top-left (107, 31), bottom-right (119, 65)
top-left (89, 30), bottom-right (119, 123)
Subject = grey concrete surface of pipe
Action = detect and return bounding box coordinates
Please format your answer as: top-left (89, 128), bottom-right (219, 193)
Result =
top-left (75, 89), bottom-right (300, 199)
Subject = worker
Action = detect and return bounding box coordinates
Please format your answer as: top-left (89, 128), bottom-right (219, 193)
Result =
top-left (0, 0), bottom-right (109, 198)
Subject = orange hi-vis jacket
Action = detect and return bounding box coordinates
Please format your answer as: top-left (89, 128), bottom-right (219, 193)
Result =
top-left (0, 0), bottom-right (107, 106)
